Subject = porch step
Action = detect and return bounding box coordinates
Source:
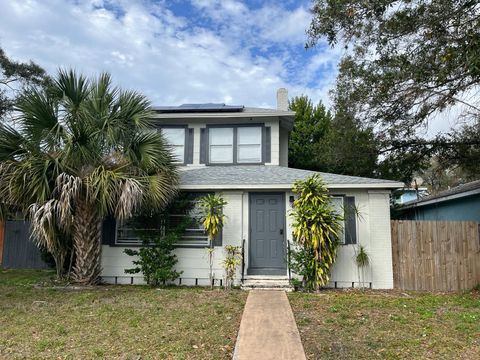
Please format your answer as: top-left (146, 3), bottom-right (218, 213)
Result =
top-left (241, 277), bottom-right (293, 291)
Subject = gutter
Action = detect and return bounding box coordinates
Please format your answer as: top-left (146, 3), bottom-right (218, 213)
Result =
top-left (178, 182), bottom-right (404, 190)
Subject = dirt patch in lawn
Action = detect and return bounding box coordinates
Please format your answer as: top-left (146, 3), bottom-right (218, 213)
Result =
top-left (289, 289), bottom-right (480, 360)
top-left (0, 269), bottom-right (247, 359)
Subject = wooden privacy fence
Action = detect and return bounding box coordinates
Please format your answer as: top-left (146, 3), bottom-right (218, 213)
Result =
top-left (391, 220), bottom-right (480, 291)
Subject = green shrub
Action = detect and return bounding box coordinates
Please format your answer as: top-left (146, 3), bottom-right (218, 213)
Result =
top-left (289, 174), bottom-right (342, 290)
top-left (124, 227), bottom-right (183, 286)
top-left (123, 195), bottom-right (195, 286)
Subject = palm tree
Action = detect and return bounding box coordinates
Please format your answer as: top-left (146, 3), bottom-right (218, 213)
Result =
top-left (0, 70), bottom-right (178, 284)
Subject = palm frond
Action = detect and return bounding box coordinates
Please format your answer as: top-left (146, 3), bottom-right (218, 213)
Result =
top-left (126, 130), bottom-right (176, 171)
top-left (0, 124), bottom-right (27, 161)
top-left (15, 86), bottom-right (61, 147)
top-left (55, 68), bottom-right (90, 109)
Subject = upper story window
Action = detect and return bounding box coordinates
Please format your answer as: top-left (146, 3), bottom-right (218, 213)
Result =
top-left (237, 127), bottom-right (262, 163)
top-left (162, 127), bottom-right (185, 163)
top-left (209, 128), bottom-right (234, 164)
top-left (208, 126), bottom-right (263, 164)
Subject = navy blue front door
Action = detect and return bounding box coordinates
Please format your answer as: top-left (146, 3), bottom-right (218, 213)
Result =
top-left (248, 193), bottom-right (286, 275)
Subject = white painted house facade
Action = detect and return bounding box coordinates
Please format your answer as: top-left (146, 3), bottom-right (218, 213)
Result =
top-left (100, 89), bottom-right (403, 289)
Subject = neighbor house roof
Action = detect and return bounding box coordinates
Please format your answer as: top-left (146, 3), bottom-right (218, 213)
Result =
top-left (178, 165), bottom-right (404, 190)
top-left (401, 179), bottom-right (480, 209)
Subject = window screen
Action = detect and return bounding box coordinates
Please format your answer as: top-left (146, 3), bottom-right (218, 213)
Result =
top-left (237, 127), bottom-right (262, 163)
top-left (162, 128), bottom-right (185, 163)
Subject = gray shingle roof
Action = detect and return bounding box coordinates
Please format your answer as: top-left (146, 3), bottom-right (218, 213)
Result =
top-left (179, 166), bottom-right (403, 189)
top-left (402, 179), bottom-right (480, 207)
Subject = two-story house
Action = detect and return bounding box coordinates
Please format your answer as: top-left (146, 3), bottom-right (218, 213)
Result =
top-left (100, 89), bottom-right (403, 289)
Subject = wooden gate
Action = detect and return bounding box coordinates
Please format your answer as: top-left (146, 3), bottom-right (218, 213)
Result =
top-left (391, 220), bottom-right (480, 291)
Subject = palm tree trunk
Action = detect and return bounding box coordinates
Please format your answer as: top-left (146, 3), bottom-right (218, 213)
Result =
top-left (72, 199), bottom-right (103, 285)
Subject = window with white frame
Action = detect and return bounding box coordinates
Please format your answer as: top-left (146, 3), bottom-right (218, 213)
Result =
top-left (162, 128), bottom-right (185, 163)
top-left (237, 126), bottom-right (262, 163)
top-left (209, 127), bottom-right (234, 163)
top-left (331, 196), bottom-right (346, 244)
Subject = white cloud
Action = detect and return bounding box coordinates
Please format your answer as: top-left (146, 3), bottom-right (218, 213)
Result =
top-left (0, 0), bottom-right (340, 108)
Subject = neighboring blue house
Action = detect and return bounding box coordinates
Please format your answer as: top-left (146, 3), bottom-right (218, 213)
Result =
top-left (393, 187), bottom-right (429, 205)
top-left (399, 180), bottom-right (480, 221)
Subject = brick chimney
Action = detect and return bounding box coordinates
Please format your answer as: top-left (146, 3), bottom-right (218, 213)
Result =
top-left (276, 88), bottom-right (288, 111)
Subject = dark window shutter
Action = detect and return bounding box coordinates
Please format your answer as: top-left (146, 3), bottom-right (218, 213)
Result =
top-left (213, 229), bottom-right (223, 247)
top-left (200, 128), bottom-right (207, 164)
top-left (344, 196), bottom-right (357, 245)
top-left (265, 127), bottom-right (271, 163)
top-left (102, 216), bottom-right (117, 246)
top-left (186, 128), bottom-right (194, 164)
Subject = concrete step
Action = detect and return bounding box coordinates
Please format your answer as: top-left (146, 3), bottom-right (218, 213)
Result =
top-left (241, 278), bottom-right (293, 291)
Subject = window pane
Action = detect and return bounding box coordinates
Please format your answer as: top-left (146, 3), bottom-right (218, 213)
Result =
top-left (210, 128), bottom-right (233, 145)
top-left (210, 145), bottom-right (233, 163)
top-left (162, 128), bottom-right (185, 146)
top-left (171, 146), bottom-right (184, 162)
top-left (162, 128), bottom-right (185, 162)
top-left (331, 197), bottom-right (345, 244)
top-left (238, 127), bottom-right (261, 145)
top-left (238, 144), bottom-right (261, 163)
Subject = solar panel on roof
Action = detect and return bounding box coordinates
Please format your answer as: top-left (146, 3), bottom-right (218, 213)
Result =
top-left (153, 103), bottom-right (244, 113)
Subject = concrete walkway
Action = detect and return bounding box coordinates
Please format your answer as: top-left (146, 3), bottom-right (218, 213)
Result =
top-left (233, 290), bottom-right (307, 360)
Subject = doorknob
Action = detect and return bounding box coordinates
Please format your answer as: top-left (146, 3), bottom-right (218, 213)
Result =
top-left (280, 229), bottom-right (284, 235)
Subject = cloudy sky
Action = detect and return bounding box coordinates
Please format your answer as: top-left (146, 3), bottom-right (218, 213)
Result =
top-left (0, 0), bottom-right (343, 109)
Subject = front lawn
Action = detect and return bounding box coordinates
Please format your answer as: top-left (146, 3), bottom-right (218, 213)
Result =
top-left (0, 269), bottom-right (247, 359)
top-left (289, 290), bottom-right (480, 359)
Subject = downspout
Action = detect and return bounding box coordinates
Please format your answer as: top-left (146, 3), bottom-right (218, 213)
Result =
top-left (241, 191), bottom-right (245, 283)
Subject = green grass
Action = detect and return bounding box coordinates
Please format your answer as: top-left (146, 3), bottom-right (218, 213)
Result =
top-left (0, 269), bottom-right (247, 359)
top-left (289, 289), bottom-right (480, 360)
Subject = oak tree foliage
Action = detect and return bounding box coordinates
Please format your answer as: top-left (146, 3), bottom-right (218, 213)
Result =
top-left (308, 1), bottom-right (480, 181)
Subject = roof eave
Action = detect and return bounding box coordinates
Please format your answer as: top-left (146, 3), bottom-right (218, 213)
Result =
top-left (151, 111), bottom-right (296, 119)
top-left (178, 182), bottom-right (403, 190)
top-left (401, 187), bottom-right (480, 209)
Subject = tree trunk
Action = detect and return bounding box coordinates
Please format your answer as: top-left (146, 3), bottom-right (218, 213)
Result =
top-left (72, 199), bottom-right (103, 285)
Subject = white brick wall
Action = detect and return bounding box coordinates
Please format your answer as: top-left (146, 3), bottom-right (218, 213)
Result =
top-left (102, 189), bottom-right (394, 289)
top-left (101, 191), bottom-right (244, 285)
top-left (286, 189), bottom-right (394, 289)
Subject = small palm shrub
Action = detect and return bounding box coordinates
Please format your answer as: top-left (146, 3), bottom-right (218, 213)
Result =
top-left (355, 245), bottom-right (370, 289)
top-left (223, 245), bottom-right (242, 290)
top-left (197, 194), bottom-right (227, 288)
